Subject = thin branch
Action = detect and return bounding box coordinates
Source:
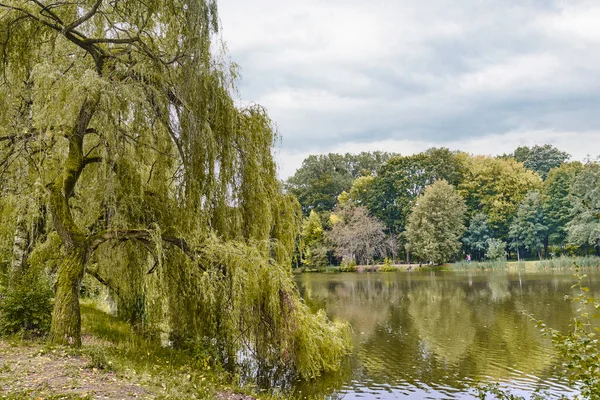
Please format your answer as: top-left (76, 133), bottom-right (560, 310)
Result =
top-left (82, 155), bottom-right (102, 167)
top-left (85, 36), bottom-right (140, 45)
top-left (30, 0), bottom-right (65, 25)
top-left (87, 229), bottom-right (199, 268)
top-left (86, 267), bottom-right (122, 299)
top-left (63, 0), bottom-right (102, 32)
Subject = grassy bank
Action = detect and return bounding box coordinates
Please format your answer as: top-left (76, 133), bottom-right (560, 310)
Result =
top-left (294, 264), bottom-right (446, 273)
top-left (294, 256), bottom-right (600, 274)
top-left (453, 256), bottom-right (600, 271)
top-left (0, 300), bottom-right (267, 400)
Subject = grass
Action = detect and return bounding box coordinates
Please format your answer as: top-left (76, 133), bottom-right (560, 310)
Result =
top-left (76, 300), bottom-right (234, 398)
top-left (294, 256), bottom-right (600, 275)
top-left (451, 256), bottom-right (600, 272)
top-left (0, 299), bottom-right (279, 399)
top-left (294, 264), bottom-right (408, 273)
top-left (537, 255), bottom-right (600, 270)
top-left (453, 260), bottom-right (514, 270)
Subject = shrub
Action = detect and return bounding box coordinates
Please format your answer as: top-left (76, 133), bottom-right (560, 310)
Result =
top-left (303, 245), bottom-right (329, 268)
top-left (485, 238), bottom-right (507, 261)
top-left (0, 269), bottom-right (53, 336)
top-left (339, 258), bottom-right (357, 272)
top-left (379, 257), bottom-right (397, 272)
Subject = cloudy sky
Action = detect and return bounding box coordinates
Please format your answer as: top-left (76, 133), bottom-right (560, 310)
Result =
top-left (218, 0), bottom-right (600, 178)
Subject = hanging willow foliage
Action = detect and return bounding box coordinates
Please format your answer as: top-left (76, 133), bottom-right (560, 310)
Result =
top-left (0, 0), bottom-right (349, 378)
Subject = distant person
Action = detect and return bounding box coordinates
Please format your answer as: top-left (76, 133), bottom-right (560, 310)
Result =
top-left (466, 254), bottom-right (471, 262)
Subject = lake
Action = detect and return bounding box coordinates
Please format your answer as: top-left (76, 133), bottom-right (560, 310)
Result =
top-left (293, 270), bottom-right (600, 399)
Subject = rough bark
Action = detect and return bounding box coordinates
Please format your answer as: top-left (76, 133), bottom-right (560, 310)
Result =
top-left (9, 204), bottom-right (46, 285)
top-left (48, 95), bottom-right (98, 346)
top-left (50, 250), bottom-right (86, 346)
top-left (9, 213), bottom-right (28, 284)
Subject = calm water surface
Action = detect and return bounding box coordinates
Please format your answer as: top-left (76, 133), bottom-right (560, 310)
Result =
top-left (293, 270), bottom-right (600, 399)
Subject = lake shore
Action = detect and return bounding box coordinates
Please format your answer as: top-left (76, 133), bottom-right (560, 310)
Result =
top-left (294, 256), bottom-right (600, 274)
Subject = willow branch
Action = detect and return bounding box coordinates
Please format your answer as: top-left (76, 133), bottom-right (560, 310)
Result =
top-left (87, 229), bottom-right (199, 267)
top-left (86, 266), bottom-right (123, 300)
top-left (63, 0), bottom-right (102, 32)
top-left (29, 0), bottom-right (64, 25)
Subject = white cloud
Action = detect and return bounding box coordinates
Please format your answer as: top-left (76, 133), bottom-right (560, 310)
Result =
top-left (218, 0), bottom-right (600, 176)
top-left (276, 130), bottom-right (600, 179)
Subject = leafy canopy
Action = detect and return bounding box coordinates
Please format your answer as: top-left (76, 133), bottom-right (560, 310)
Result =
top-left (567, 161), bottom-right (600, 251)
top-left (463, 213), bottom-right (491, 260)
top-left (543, 162), bottom-right (583, 246)
top-left (327, 204), bottom-right (388, 265)
top-left (285, 152), bottom-right (395, 214)
top-left (511, 144), bottom-right (571, 179)
top-left (366, 147), bottom-right (464, 234)
top-left (509, 190), bottom-right (548, 259)
top-left (458, 155), bottom-right (542, 238)
top-left (405, 180), bottom-right (467, 264)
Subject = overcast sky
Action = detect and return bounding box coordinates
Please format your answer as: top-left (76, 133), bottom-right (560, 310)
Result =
top-left (218, 0), bottom-right (600, 178)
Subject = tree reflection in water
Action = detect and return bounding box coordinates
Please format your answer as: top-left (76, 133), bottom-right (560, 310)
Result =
top-left (292, 271), bottom-right (598, 399)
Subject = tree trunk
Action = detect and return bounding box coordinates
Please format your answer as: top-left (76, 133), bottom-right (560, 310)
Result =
top-left (9, 213), bottom-right (28, 284)
top-left (9, 204), bottom-right (46, 285)
top-left (48, 94), bottom-right (99, 347)
top-left (50, 250), bottom-right (86, 346)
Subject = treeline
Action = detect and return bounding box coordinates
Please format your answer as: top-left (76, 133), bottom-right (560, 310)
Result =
top-left (285, 145), bottom-right (599, 265)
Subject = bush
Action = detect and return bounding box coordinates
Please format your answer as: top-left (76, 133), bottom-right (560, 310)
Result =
top-left (303, 245), bottom-right (329, 269)
top-left (485, 238), bottom-right (507, 261)
top-left (379, 257), bottom-right (397, 272)
top-left (0, 269), bottom-right (53, 336)
top-left (339, 258), bottom-right (357, 272)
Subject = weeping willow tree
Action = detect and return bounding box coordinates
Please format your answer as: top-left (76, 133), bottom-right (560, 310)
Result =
top-left (0, 0), bottom-right (349, 378)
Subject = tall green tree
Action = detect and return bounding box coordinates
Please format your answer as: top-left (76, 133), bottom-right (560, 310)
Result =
top-left (543, 162), bottom-right (583, 247)
top-left (509, 191), bottom-right (548, 260)
top-left (0, 0), bottom-right (348, 377)
top-left (300, 210), bottom-right (328, 267)
top-left (346, 175), bottom-right (375, 207)
top-left (566, 162), bottom-right (600, 253)
top-left (405, 180), bottom-right (467, 264)
top-left (511, 144), bottom-right (570, 179)
top-left (462, 213), bottom-right (491, 260)
top-left (459, 155), bottom-right (542, 239)
top-left (366, 148), bottom-right (464, 234)
top-left (285, 152), bottom-right (394, 214)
